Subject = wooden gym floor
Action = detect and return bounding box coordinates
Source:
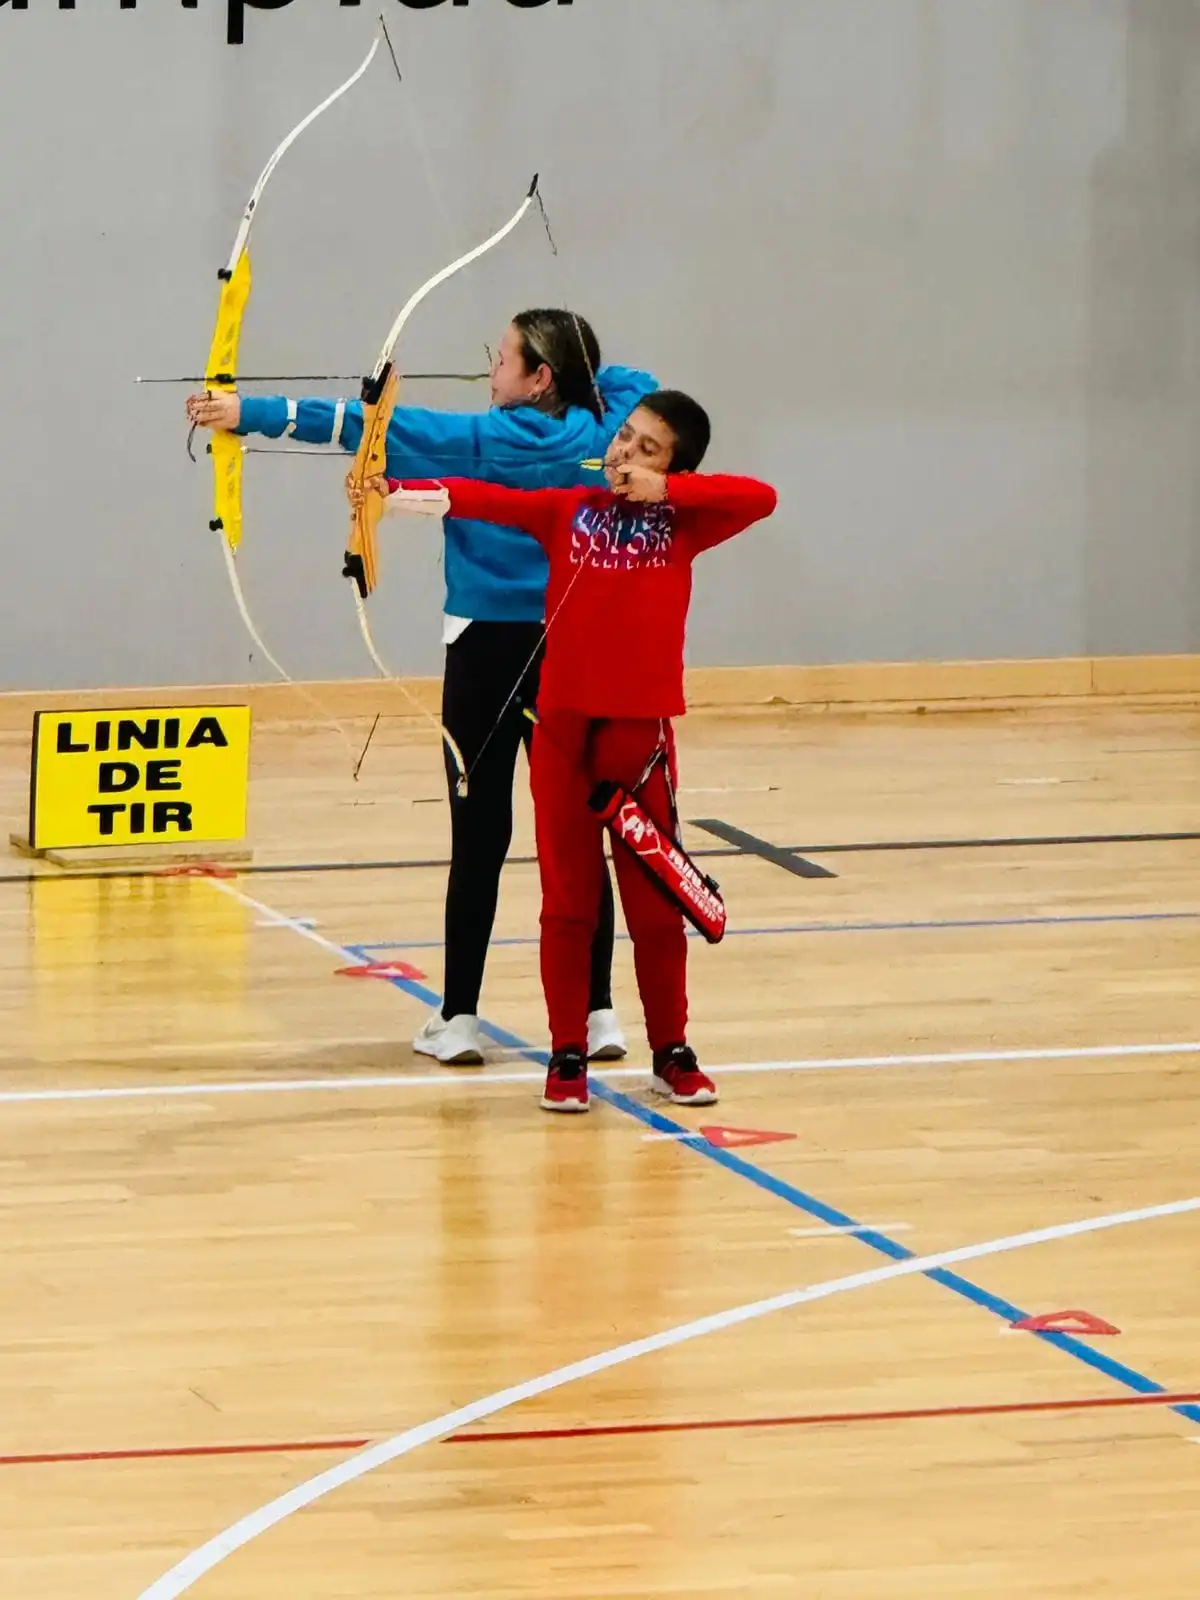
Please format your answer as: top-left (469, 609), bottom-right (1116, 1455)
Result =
top-left (1, 700), bottom-right (1198, 1598)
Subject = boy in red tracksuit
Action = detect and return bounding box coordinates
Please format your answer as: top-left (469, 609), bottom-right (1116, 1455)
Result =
top-left (379, 391), bottom-right (777, 1113)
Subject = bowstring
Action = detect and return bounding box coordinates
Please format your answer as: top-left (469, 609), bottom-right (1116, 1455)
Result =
top-left (381, 14), bottom-right (495, 382)
top-left (351, 13), bottom-right (508, 782)
top-left (347, 15), bottom-right (470, 783)
top-left (455, 524), bottom-right (597, 794)
top-left (375, 29), bottom-right (607, 800)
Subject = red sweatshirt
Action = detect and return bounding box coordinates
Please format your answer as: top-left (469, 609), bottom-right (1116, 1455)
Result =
top-left (394, 475), bottom-right (777, 718)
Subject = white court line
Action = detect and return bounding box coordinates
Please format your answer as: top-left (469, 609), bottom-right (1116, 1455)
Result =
top-left (209, 879), bottom-right (357, 961)
top-left (4, 1040), bottom-right (1200, 1108)
top-left (680, 785), bottom-right (778, 794)
top-left (5, 874), bottom-right (1193, 1109)
top-left (135, 1194), bottom-right (1200, 1599)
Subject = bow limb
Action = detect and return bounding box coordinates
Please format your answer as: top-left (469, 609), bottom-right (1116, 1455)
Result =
top-left (343, 175), bottom-right (542, 794)
top-left (222, 37), bottom-right (381, 278)
top-left (371, 172), bottom-right (542, 385)
top-left (216, 537), bottom-right (293, 684)
top-left (204, 34), bottom-right (382, 556)
top-left (343, 174), bottom-right (540, 600)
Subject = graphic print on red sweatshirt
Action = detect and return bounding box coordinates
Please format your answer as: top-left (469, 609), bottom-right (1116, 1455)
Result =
top-left (570, 501), bottom-right (675, 571)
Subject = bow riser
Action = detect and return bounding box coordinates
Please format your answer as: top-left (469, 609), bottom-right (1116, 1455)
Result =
top-left (343, 363), bottom-right (398, 598)
top-left (204, 252), bottom-right (253, 548)
top-left (209, 433), bottom-right (245, 547)
top-left (204, 251), bottom-right (252, 394)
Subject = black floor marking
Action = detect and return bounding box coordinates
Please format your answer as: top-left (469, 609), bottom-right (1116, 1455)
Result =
top-left (690, 819), bottom-right (837, 879)
top-left (1, 830), bottom-right (1194, 888)
top-left (0, 848), bottom-right (740, 886)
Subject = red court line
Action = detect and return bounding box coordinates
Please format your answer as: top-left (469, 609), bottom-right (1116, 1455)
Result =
top-left (4, 1389), bottom-right (1198, 1468)
top-left (447, 1388), bottom-right (1200, 1444)
top-left (0, 1438), bottom-right (370, 1467)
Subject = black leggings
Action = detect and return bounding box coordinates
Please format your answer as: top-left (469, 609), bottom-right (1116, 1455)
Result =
top-left (440, 620), bottom-right (616, 1019)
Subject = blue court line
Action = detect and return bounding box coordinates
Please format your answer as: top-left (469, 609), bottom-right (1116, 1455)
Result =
top-left (358, 907), bottom-right (1200, 954)
top-left (342, 943), bottom-right (1200, 1429)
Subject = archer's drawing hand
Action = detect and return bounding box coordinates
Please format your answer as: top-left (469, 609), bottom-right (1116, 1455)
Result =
top-left (610, 463), bottom-right (668, 503)
top-left (186, 392), bottom-right (241, 430)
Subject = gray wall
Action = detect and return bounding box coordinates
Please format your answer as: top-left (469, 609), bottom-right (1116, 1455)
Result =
top-left (1, 0), bottom-right (1198, 691)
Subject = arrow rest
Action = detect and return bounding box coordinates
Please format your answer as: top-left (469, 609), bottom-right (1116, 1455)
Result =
top-left (360, 362), bottom-right (393, 407)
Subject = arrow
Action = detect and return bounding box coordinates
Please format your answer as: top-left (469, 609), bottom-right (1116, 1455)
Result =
top-left (137, 371), bottom-right (489, 384)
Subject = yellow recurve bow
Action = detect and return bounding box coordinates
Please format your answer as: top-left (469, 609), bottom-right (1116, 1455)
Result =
top-left (343, 175), bottom-right (544, 796)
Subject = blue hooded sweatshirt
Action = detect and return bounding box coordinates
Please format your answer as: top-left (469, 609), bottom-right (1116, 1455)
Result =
top-left (236, 364), bottom-right (657, 623)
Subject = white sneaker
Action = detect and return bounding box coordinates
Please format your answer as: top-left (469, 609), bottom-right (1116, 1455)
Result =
top-left (412, 1012), bottom-right (486, 1066)
top-left (587, 1008), bottom-right (628, 1062)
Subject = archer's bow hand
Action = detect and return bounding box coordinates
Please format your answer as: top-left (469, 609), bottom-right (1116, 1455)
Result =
top-left (186, 392), bottom-right (241, 430)
top-left (345, 470), bottom-right (391, 512)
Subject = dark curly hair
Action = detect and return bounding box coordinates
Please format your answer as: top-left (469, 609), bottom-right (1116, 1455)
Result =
top-left (639, 390), bottom-right (712, 472)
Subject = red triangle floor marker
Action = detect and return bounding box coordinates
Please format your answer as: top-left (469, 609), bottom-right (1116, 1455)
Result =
top-left (335, 961), bottom-right (427, 982)
top-left (1011, 1309), bottom-right (1120, 1336)
top-left (698, 1125), bottom-right (796, 1150)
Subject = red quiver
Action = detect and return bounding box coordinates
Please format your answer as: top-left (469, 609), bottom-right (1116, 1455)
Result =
top-left (589, 781), bottom-right (727, 944)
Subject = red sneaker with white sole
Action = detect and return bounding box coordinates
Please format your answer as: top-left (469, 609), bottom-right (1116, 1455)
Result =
top-left (651, 1044), bottom-right (718, 1106)
top-left (541, 1048), bottom-right (590, 1113)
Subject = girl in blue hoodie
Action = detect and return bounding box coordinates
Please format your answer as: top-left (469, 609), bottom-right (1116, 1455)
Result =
top-left (186, 309), bottom-right (657, 1066)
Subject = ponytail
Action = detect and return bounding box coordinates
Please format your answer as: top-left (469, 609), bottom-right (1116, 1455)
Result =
top-left (511, 308), bottom-right (603, 421)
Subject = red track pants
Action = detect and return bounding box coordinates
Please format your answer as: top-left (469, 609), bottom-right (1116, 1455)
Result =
top-left (531, 710), bottom-right (688, 1054)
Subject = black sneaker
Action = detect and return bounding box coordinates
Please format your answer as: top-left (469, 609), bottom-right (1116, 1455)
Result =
top-left (541, 1047), bottom-right (589, 1113)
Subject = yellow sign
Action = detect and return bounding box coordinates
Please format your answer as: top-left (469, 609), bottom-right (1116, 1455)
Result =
top-left (28, 705), bottom-right (251, 851)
